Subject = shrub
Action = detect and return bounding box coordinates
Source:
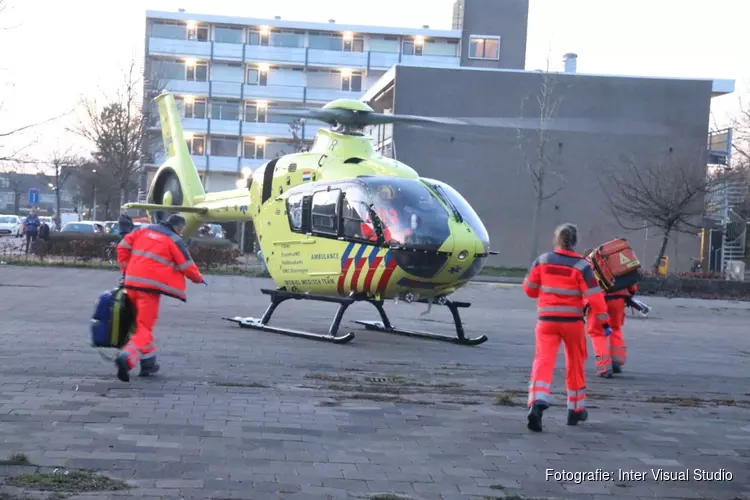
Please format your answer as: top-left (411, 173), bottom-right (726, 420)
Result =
top-left (32, 232), bottom-right (120, 261)
top-left (28, 232), bottom-right (241, 268)
top-left (187, 237), bottom-right (241, 268)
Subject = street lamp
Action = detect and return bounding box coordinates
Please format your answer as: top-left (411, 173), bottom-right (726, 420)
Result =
top-left (91, 168), bottom-right (98, 221)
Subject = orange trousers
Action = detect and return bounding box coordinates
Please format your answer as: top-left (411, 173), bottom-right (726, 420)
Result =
top-left (588, 300), bottom-right (627, 375)
top-left (528, 321), bottom-right (586, 413)
top-left (121, 289), bottom-right (161, 369)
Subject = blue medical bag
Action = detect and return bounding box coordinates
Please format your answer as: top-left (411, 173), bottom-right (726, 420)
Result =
top-left (91, 287), bottom-right (135, 348)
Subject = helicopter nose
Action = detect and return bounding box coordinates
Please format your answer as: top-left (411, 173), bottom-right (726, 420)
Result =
top-left (447, 224), bottom-right (487, 281)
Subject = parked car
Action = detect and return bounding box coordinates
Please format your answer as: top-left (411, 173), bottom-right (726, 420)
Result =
top-left (103, 221), bottom-right (119, 234)
top-left (0, 215), bottom-right (22, 237)
top-left (61, 221), bottom-right (105, 233)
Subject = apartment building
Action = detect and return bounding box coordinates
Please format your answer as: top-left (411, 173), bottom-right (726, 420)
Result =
top-left (141, 0), bottom-right (529, 193)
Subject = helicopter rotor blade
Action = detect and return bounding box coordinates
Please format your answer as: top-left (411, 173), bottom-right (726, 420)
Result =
top-left (266, 106), bottom-right (673, 136)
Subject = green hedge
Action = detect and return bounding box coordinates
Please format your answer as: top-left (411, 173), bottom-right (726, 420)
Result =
top-left (30, 232), bottom-right (241, 268)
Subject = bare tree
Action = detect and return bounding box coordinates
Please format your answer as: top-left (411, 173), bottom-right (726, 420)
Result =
top-left (516, 60), bottom-right (569, 263)
top-left (37, 149), bottom-right (80, 228)
top-left (598, 147), bottom-right (717, 272)
top-left (72, 60), bottom-right (150, 207)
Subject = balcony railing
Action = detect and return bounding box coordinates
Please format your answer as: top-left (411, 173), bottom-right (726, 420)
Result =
top-left (148, 37), bottom-right (461, 71)
top-left (162, 80), bottom-right (365, 104)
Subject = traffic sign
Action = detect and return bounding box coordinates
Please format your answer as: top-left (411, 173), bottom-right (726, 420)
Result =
top-left (28, 188), bottom-right (40, 205)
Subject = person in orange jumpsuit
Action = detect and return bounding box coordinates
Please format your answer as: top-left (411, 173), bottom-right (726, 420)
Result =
top-left (582, 248), bottom-right (635, 378)
top-left (523, 224), bottom-right (612, 432)
top-left (115, 214), bottom-right (204, 382)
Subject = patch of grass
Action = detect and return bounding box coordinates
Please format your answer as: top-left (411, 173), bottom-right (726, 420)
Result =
top-left (646, 396), bottom-right (703, 407)
top-left (366, 494), bottom-right (413, 500)
top-left (445, 399), bottom-right (482, 405)
top-left (332, 393), bottom-right (433, 405)
top-left (0, 452), bottom-right (30, 465)
top-left (479, 266), bottom-right (527, 278)
top-left (210, 381), bottom-right (270, 388)
top-left (489, 483), bottom-right (505, 489)
top-left (5, 470), bottom-right (130, 493)
top-left (494, 391), bottom-right (521, 406)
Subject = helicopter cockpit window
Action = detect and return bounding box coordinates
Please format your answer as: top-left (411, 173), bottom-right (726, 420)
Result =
top-left (341, 185), bottom-right (374, 241)
top-left (286, 192), bottom-right (304, 232)
top-left (311, 188), bottom-right (341, 236)
top-left (359, 177), bottom-right (451, 250)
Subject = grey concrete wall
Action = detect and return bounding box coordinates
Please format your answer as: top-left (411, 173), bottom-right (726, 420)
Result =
top-left (459, 0), bottom-right (528, 70)
top-left (386, 65), bottom-right (713, 272)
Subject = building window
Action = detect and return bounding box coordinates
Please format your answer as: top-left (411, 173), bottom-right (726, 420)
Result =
top-left (210, 136), bottom-right (239, 157)
top-left (468, 35), bottom-right (500, 60)
top-left (151, 21), bottom-right (187, 40)
top-left (187, 24), bottom-right (209, 42)
top-left (243, 138), bottom-right (266, 159)
top-left (215, 26), bottom-right (244, 44)
top-left (211, 99), bottom-right (240, 121)
top-left (309, 33), bottom-right (344, 51)
top-left (185, 61), bottom-right (208, 81)
top-left (186, 135), bottom-right (205, 155)
top-left (182, 97), bottom-right (206, 119)
top-left (341, 72), bottom-right (362, 92)
top-left (402, 39), bottom-right (424, 56)
top-left (270, 30), bottom-right (304, 48)
top-left (311, 189), bottom-right (340, 236)
top-left (248, 28), bottom-right (270, 46)
top-left (244, 101), bottom-right (268, 122)
top-left (247, 67), bottom-right (268, 86)
top-left (343, 35), bottom-right (364, 52)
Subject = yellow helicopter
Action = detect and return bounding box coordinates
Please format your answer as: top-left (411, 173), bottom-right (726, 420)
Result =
top-left (125, 91), bottom-right (499, 346)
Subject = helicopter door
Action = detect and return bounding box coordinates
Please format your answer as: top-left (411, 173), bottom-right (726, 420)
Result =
top-left (341, 185), bottom-right (376, 243)
top-left (310, 188), bottom-right (341, 237)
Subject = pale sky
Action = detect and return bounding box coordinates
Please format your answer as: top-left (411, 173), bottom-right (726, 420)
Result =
top-left (1, 0), bottom-right (748, 167)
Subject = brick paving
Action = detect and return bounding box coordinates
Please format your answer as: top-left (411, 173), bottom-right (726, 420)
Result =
top-left (0, 266), bottom-right (748, 500)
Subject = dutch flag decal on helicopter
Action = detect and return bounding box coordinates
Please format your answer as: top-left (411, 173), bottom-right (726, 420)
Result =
top-left (302, 171), bottom-right (312, 181)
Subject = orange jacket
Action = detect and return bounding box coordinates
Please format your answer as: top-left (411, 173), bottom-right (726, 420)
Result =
top-left (523, 249), bottom-right (610, 326)
top-left (117, 222), bottom-right (203, 302)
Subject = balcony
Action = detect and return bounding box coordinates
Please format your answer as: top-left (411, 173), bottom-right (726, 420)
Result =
top-left (213, 42), bottom-right (243, 61)
top-left (211, 81), bottom-right (243, 99)
top-left (149, 37), bottom-right (210, 58)
top-left (306, 87), bottom-right (364, 103)
top-left (208, 156), bottom-right (240, 173)
top-left (242, 122), bottom-right (294, 139)
top-left (244, 84), bottom-right (305, 102)
top-left (240, 158), bottom-right (267, 171)
top-left (211, 119), bottom-right (241, 136)
top-left (402, 54), bottom-right (461, 68)
top-left (245, 45), bottom-right (306, 65)
top-left (164, 79), bottom-right (209, 95)
top-left (307, 49), bottom-right (368, 68)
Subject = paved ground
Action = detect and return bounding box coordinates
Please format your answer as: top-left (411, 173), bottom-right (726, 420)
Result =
top-left (0, 266), bottom-right (749, 500)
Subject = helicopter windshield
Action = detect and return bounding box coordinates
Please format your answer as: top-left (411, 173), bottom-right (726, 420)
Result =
top-left (421, 178), bottom-right (490, 253)
top-left (349, 177), bottom-right (451, 250)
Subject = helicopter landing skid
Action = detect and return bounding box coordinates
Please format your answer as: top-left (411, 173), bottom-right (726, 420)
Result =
top-left (355, 298), bottom-right (488, 346)
top-left (223, 289), bottom-right (356, 344)
top-left (223, 288), bottom-right (487, 346)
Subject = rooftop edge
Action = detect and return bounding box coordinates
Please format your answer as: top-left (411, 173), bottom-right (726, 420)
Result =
top-left (145, 10), bottom-right (461, 39)
top-left (361, 64), bottom-right (735, 102)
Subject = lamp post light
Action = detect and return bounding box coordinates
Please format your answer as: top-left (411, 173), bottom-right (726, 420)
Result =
top-left (91, 168), bottom-right (97, 220)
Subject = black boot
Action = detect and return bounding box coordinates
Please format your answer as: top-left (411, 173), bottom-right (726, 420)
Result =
top-left (612, 361), bottom-right (622, 374)
top-left (598, 367), bottom-right (613, 379)
top-left (139, 356), bottom-right (160, 377)
top-left (527, 403), bottom-right (547, 432)
top-left (567, 409), bottom-right (589, 426)
top-left (114, 352), bottom-right (131, 383)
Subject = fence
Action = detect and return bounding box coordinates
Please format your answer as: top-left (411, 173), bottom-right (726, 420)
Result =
top-left (0, 233), bottom-right (267, 276)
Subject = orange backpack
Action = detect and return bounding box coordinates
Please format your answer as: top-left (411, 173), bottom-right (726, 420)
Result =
top-left (587, 238), bottom-right (642, 292)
